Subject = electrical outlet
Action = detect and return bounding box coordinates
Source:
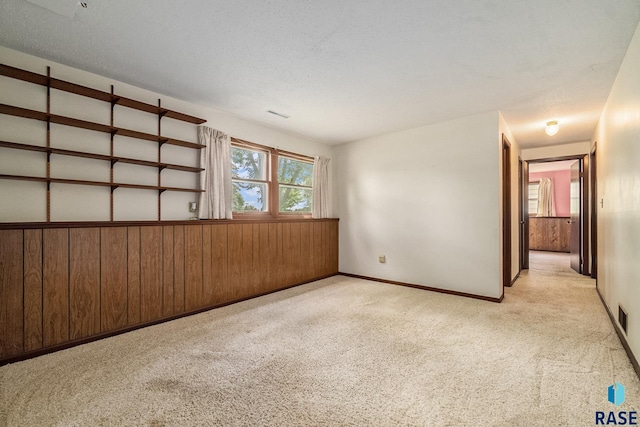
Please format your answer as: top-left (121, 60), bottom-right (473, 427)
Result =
top-left (379, 255), bottom-right (386, 263)
top-left (189, 202), bottom-right (197, 212)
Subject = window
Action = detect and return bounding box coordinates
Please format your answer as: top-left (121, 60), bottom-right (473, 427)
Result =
top-left (231, 138), bottom-right (313, 217)
top-left (528, 182), bottom-right (539, 215)
top-left (278, 156), bottom-right (313, 213)
top-left (231, 146), bottom-right (269, 212)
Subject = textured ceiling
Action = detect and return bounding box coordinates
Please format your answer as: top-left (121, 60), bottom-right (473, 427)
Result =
top-left (1, 0), bottom-right (639, 147)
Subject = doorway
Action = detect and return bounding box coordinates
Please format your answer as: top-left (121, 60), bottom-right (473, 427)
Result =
top-left (522, 155), bottom-right (591, 276)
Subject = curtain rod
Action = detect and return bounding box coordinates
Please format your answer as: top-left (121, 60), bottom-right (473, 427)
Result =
top-left (230, 136), bottom-right (315, 162)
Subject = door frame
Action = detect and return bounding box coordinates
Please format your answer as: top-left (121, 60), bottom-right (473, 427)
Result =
top-left (581, 154), bottom-right (590, 276)
top-left (525, 154), bottom-right (590, 275)
top-left (519, 157), bottom-right (529, 270)
top-left (502, 135), bottom-right (512, 288)
top-left (569, 159), bottom-right (583, 273)
top-left (590, 145), bottom-right (598, 280)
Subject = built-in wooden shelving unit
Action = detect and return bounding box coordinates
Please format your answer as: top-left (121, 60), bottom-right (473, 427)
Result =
top-left (0, 63), bottom-right (207, 221)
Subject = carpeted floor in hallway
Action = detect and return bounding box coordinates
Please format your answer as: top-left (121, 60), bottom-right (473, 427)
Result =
top-left (1, 251), bottom-right (638, 426)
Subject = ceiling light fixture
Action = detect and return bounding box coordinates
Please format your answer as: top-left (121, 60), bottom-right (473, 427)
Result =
top-left (267, 110), bottom-right (290, 119)
top-left (545, 120), bottom-right (559, 136)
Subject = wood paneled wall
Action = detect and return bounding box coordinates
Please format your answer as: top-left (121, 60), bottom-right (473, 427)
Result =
top-left (0, 219), bottom-right (338, 362)
top-left (529, 217), bottom-right (571, 252)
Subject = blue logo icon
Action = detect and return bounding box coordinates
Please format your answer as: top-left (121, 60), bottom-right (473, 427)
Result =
top-left (608, 382), bottom-right (625, 406)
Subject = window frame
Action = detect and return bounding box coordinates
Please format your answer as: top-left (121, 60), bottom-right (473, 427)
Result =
top-left (231, 142), bottom-right (271, 215)
top-left (277, 154), bottom-right (314, 215)
top-left (230, 137), bottom-right (314, 219)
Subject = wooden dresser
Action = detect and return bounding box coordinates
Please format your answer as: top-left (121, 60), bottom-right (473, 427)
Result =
top-left (529, 217), bottom-right (571, 252)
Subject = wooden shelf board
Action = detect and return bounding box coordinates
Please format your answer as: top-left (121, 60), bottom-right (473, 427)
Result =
top-left (0, 174), bottom-right (202, 193)
top-left (116, 127), bottom-right (158, 143)
top-left (163, 110), bottom-right (207, 124)
top-left (116, 97), bottom-right (159, 114)
top-left (159, 186), bottom-right (204, 193)
top-left (115, 157), bottom-right (159, 168)
top-left (0, 104), bottom-right (49, 121)
top-left (0, 141), bottom-right (48, 154)
top-left (1, 63), bottom-right (206, 125)
top-left (0, 174), bottom-right (48, 183)
top-left (160, 163), bottom-right (204, 173)
top-left (0, 104), bottom-right (203, 150)
top-left (0, 140), bottom-right (203, 173)
top-left (50, 113), bottom-right (114, 133)
top-left (110, 182), bottom-right (162, 191)
top-left (0, 64), bottom-right (48, 86)
top-left (164, 138), bottom-right (202, 149)
top-left (50, 78), bottom-right (113, 103)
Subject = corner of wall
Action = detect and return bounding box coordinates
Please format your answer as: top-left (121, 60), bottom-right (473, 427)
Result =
top-left (498, 113), bottom-right (522, 285)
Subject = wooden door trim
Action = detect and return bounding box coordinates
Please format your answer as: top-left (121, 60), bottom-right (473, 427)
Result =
top-left (581, 155), bottom-right (590, 276)
top-left (502, 135), bottom-right (511, 289)
top-left (590, 145), bottom-right (597, 280)
top-left (518, 158), bottom-right (523, 273)
top-left (519, 157), bottom-right (529, 270)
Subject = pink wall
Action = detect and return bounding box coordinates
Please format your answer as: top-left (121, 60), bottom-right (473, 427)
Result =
top-left (529, 170), bottom-right (571, 217)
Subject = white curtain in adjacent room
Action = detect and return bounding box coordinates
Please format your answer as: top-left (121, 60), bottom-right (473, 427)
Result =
top-left (537, 177), bottom-right (556, 217)
top-left (198, 126), bottom-right (233, 219)
top-left (312, 156), bottom-right (330, 218)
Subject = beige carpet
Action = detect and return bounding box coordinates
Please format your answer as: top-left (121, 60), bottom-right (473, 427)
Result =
top-left (1, 251), bottom-right (638, 426)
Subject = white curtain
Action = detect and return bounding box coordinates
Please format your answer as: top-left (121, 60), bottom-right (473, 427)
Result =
top-left (537, 177), bottom-right (556, 217)
top-left (312, 156), bottom-right (330, 218)
top-left (198, 126), bottom-right (233, 219)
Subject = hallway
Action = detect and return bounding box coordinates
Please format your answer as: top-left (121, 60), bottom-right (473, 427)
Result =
top-left (503, 250), bottom-right (639, 416)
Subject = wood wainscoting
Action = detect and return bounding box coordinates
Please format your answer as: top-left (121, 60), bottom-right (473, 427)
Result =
top-left (0, 219), bottom-right (339, 364)
top-left (529, 217), bottom-right (571, 252)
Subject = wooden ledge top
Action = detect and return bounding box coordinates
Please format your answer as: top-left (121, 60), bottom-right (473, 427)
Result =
top-left (0, 218), bottom-right (340, 230)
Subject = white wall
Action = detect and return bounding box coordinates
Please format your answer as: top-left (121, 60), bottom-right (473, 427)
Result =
top-left (591, 22), bottom-right (640, 364)
top-left (0, 46), bottom-right (334, 221)
top-left (336, 111), bottom-right (503, 299)
top-left (521, 141), bottom-right (590, 161)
